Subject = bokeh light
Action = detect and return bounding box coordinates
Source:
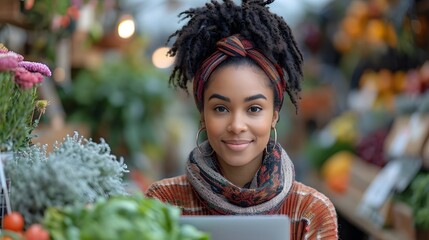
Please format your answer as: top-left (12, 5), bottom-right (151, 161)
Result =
top-left (117, 15), bottom-right (135, 39)
top-left (152, 47), bottom-right (175, 69)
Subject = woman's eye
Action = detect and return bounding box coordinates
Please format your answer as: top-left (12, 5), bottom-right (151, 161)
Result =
top-left (248, 106), bottom-right (262, 113)
top-left (214, 106), bottom-right (228, 113)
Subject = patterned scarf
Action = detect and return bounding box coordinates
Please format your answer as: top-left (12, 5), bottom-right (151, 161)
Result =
top-left (193, 34), bottom-right (287, 112)
top-left (186, 140), bottom-right (295, 215)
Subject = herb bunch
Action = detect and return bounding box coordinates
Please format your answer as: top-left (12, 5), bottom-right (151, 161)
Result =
top-left (4, 133), bottom-right (129, 226)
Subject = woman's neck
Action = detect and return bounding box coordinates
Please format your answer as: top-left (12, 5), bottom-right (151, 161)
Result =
top-left (217, 154), bottom-right (264, 187)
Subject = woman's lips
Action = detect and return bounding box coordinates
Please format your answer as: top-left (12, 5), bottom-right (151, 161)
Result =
top-left (223, 140), bottom-right (252, 151)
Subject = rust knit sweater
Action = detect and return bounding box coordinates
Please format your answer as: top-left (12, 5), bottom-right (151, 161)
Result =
top-left (146, 175), bottom-right (338, 240)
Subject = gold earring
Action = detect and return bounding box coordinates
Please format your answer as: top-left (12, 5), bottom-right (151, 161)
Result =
top-left (196, 127), bottom-right (214, 156)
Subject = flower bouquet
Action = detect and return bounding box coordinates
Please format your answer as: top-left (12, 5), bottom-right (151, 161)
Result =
top-left (0, 43), bottom-right (51, 151)
top-left (0, 43), bottom-right (51, 223)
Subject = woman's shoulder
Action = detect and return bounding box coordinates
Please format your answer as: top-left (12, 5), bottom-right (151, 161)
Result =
top-left (145, 175), bottom-right (207, 214)
top-left (145, 175), bottom-right (188, 195)
top-left (144, 175), bottom-right (193, 202)
top-left (286, 180), bottom-right (337, 218)
top-left (290, 181), bottom-right (336, 209)
top-left (282, 181), bottom-right (338, 239)
top-left (148, 175), bottom-right (189, 186)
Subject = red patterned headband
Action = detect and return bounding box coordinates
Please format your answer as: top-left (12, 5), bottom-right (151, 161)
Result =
top-left (193, 34), bottom-right (287, 112)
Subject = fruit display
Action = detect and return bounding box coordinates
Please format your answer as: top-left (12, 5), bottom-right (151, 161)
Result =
top-left (358, 62), bottom-right (429, 111)
top-left (333, 0), bottom-right (398, 54)
top-left (299, 0), bottom-right (429, 237)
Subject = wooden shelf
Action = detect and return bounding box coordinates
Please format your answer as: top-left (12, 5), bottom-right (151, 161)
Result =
top-left (305, 172), bottom-right (409, 240)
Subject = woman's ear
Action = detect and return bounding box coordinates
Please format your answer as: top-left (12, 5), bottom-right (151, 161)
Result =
top-left (200, 114), bottom-right (205, 128)
top-left (272, 110), bottom-right (279, 128)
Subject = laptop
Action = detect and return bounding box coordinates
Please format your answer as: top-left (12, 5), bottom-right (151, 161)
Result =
top-left (179, 215), bottom-right (290, 240)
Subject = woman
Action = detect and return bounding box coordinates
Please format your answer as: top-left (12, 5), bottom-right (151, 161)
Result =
top-left (145, 0), bottom-right (338, 239)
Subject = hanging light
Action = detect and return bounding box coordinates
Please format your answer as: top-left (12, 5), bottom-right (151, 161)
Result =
top-left (117, 14), bottom-right (135, 39)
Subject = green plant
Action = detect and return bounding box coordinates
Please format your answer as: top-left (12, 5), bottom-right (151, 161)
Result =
top-left (0, 71), bottom-right (36, 150)
top-left (43, 194), bottom-right (209, 240)
top-left (63, 44), bottom-right (172, 163)
top-left (395, 173), bottom-right (429, 230)
top-left (4, 133), bottom-right (128, 226)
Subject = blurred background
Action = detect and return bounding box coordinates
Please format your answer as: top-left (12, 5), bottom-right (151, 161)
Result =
top-left (1, 0), bottom-right (429, 239)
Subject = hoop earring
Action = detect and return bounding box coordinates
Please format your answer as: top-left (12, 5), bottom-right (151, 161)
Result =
top-left (196, 127), bottom-right (214, 156)
top-left (265, 127), bottom-right (278, 155)
top-left (273, 127), bottom-right (277, 146)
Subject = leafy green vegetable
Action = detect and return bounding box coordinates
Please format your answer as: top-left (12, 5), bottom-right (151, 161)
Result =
top-left (43, 195), bottom-right (210, 240)
top-left (395, 173), bottom-right (429, 230)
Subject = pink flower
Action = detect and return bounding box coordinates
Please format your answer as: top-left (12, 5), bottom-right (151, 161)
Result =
top-left (0, 45), bottom-right (51, 87)
top-left (0, 51), bottom-right (24, 61)
top-left (7, 51), bottom-right (24, 62)
top-left (0, 50), bottom-right (25, 71)
top-left (0, 56), bottom-right (19, 71)
top-left (13, 67), bottom-right (44, 89)
top-left (18, 61), bottom-right (52, 77)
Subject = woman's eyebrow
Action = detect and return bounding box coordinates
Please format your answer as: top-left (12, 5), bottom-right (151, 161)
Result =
top-left (208, 93), bottom-right (230, 102)
top-left (208, 93), bottom-right (267, 102)
top-left (244, 94), bottom-right (267, 102)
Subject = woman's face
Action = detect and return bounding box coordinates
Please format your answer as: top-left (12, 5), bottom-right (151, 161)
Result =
top-left (202, 63), bottom-right (279, 171)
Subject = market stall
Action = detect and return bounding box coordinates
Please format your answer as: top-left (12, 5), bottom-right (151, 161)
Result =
top-left (298, 0), bottom-right (429, 239)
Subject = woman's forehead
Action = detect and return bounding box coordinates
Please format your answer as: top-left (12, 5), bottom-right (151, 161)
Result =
top-left (205, 64), bottom-right (273, 98)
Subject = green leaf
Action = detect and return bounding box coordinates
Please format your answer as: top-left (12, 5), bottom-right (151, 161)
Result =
top-left (43, 195), bottom-right (210, 240)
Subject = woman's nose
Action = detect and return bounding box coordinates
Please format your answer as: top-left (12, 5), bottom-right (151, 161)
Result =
top-left (227, 113), bottom-right (248, 134)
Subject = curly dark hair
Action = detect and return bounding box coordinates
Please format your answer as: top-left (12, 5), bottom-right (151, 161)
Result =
top-left (167, 0), bottom-right (303, 110)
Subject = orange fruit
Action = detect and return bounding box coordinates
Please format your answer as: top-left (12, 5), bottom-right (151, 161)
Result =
top-left (321, 151), bottom-right (354, 193)
top-left (342, 16), bottom-right (364, 38)
top-left (366, 19), bottom-right (386, 44)
top-left (327, 173), bottom-right (349, 193)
